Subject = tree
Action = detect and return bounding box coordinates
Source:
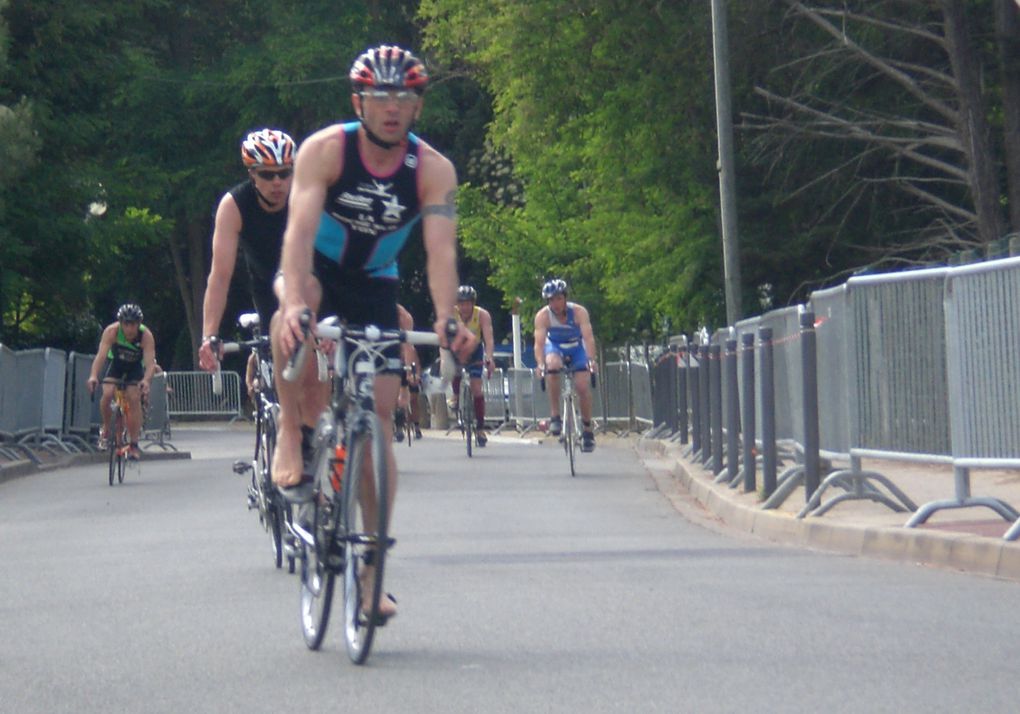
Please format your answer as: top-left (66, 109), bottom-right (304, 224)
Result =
top-left (420, 0), bottom-right (727, 340)
top-left (742, 0), bottom-right (1019, 288)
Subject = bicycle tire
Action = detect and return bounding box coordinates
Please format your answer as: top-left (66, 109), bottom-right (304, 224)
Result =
top-left (564, 393), bottom-right (576, 477)
top-left (107, 404), bottom-right (121, 486)
top-left (342, 412), bottom-right (389, 665)
top-left (300, 497), bottom-right (336, 650)
top-left (461, 380), bottom-right (474, 458)
top-left (260, 413), bottom-right (284, 569)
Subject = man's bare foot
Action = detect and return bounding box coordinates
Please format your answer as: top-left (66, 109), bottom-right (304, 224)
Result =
top-left (272, 424), bottom-right (305, 487)
top-left (360, 564), bottom-right (397, 622)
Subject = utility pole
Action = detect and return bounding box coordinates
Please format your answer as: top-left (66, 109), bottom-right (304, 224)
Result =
top-left (711, 0), bottom-right (743, 326)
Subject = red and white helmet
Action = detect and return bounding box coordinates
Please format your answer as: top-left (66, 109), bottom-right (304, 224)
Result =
top-left (241, 129), bottom-right (295, 168)
top-left (349, 45), bottom-right (428, 92)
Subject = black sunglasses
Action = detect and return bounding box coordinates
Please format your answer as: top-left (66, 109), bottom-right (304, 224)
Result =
top-left (254, 168), bottom-right (293, 181)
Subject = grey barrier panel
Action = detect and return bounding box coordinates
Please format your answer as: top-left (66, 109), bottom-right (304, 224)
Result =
top-left (506, 368), bottom-right (534, 428)
top-left (846, 268), bottom-right (951, 460)
top-left (0, 344), bottom-right (16, 438)
top-left (799, 312), bottom-right (821, 500)
top-left (911, 257), bottom-right (1020, 535)
top-left (530, 371), bottom-right (552, 422)
top-left (629, 360), bottom-right (653, 428)
top-left (165, 370), bottom-right (242, 419)
top-left (808, 285), bottom-right (851, 456)
top-left (482, 368), bottom-right (507, 426)
top-left (603, 361), bottom-right (630, 430)
top-left (13, 349), bottom-right (46, 436)
top-left (651, 354), bottom-right (678, 434)
top-left (759, 327), bottom-right (778, 500)
top-left (757, 306), bottom-right (804, 447)
top-left (143, 373), bottom-right (173, 447)
top-left (42, 348), bottom-right (67, 432)
top-left (944, 257), bottom-right (1020, 465)
top-left (800, 286), bottom-right (919, 518)
top-left (64, 352), bottom-right (95, 437)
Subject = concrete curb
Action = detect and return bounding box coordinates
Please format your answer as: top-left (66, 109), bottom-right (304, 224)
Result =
top-left (636, 437), bottom-right (1020, 582)
top-left (0, 449), bottom-right (191, 487)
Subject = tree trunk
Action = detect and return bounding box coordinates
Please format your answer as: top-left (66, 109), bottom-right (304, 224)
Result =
top-left (995, 0), bottom-right (1020, 233)
top-left (940, 0), bottom-right (1006, 243)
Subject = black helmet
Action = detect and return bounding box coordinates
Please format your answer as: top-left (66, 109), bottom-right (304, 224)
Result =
top-left (117, 303), bottom-right (143, 322)
top-left (457, 285), bottom-right (477, 302)
top-left (541, 279), bottom-right (567, 299)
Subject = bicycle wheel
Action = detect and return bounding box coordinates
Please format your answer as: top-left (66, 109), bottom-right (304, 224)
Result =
top-left (342, 412), bottom-right (389, 664)
top-left (564, 393), bottom-right (576, 477)
top-left (300, 497), bottom-right (336, 650)
top-left (107, 405), bottom-right (121, 486)
top-left (461, 381), bottom-right (474, 458)
top-left (259, 412), bottom-right (284, 569)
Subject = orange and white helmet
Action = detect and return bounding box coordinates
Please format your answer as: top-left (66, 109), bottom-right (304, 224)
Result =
top-left (349, 45), bottom-right (428, 93)
top-left (241, 129), bottom-right (295, 168)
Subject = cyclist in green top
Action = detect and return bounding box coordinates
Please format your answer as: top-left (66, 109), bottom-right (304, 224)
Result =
top-left (87, 304), bottom-right (157, 460)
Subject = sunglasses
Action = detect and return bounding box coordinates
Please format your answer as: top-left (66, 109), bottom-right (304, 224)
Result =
top-left (362, 89), bottom-right (420, 104)
top-left (254, 168), bottom-right (293, 181)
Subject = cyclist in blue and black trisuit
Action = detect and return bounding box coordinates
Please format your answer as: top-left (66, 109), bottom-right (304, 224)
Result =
top-left (273, 45), bottom-right (477, 621)
top-left (87, 304), bottom-right (157, 460)
top-left (533, 279), bottom-right (598, 452)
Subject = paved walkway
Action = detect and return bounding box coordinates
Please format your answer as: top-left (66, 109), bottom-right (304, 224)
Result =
top-left (637, 436), bottom-right (1020, 582)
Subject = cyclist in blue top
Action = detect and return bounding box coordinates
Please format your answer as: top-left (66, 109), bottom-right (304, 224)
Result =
top-left (272, 45), bottom-right (476, 621)
top-left (533, 279), bottom-right (598, 452)
top-left (87, 304), bottom-right (157, 460)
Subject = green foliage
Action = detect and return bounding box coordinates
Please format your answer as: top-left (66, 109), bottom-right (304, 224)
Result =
top-left (420, 0), bottom-right (726, 340)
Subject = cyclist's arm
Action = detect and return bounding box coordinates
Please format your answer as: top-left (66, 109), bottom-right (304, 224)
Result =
top-left (199, 194), bottom-right (242, 369)
top-left (533, 309), bottom-right (549, 372)
top-left (278, 128), bottom-right (339, 356)
top-left (419, 147), bottom-right (470, 356)
top-left (480, 307), bottom-right (496, 374)
top-left (87, 324), bottom-right (116, 391)
top-left (141, 328), bottom-right (157, 391)
top-left (575, 304), bottom-right (597, 373)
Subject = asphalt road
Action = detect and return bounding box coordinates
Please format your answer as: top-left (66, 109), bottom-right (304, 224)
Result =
top-left (1, 426), bottom-right (1018, 713)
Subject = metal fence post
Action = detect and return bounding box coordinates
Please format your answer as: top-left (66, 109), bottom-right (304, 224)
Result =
top-left (759, 327), bottom-right (777, 500)
top-left (740, 331), bottom-right (756, 493)
top-left (800, 310), bottom-right (821, 500)
top-left (722, 338), bottom-right (740, 483)
top-left (710, 343), bottom-right (723, 475)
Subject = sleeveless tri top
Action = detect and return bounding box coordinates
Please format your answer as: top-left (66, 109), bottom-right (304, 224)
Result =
top-left (546, 304), bottom-right (582, 345)
top-left (228, 180), bottom-right (287, 289)
top-left (314, 122), bottom-right (422, 280)
top-left (107, 324), bottom-right (147, 365)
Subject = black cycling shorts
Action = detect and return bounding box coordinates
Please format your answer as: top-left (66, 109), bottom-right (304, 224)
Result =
top-left (104, 360), bottom-right (144, 384)
top-left (313, 252), bottom-right (401, 371)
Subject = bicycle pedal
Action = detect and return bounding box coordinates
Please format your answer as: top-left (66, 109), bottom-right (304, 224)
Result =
top-left (232, 460), bottom-right (252, 475)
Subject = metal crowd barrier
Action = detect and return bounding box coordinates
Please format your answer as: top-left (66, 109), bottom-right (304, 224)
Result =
top-left (801, 285), bottom-right (919, 517)
top-left (143, 373), bottom-right (175, 450)
top-left (481, 367), bottom-right (508, 428)
top-left (165, 370), bottom-right (242, 420)
top-left (916, 257), bottom-right (1020, 534)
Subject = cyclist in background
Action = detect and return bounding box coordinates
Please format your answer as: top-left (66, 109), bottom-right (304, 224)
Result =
top-left (87, 304), bottom-right (157, 460)
top-left (394, 304), bottom-right (424, 441)
top-left (198, 129), bottom-right (297, 375)
top-left (451, 285), bottom-right (495, 447)
top-left (533, 279), bottom-right (598, 452)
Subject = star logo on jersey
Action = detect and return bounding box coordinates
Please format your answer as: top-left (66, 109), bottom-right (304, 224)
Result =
top-left (381, 194), bottom-right (407, 223)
